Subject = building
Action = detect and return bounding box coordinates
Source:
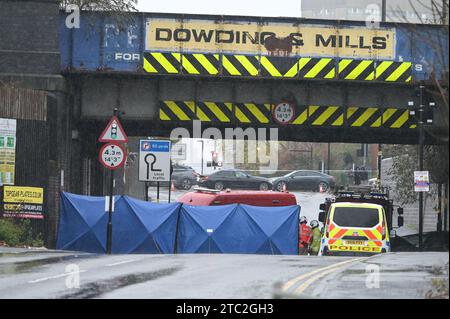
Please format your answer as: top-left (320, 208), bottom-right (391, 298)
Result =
top-left (301, 0), bottom-right (445, 24)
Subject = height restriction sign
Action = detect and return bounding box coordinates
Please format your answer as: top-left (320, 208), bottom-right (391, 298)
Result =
top-left (273, 102), bottom-right (295, 124)
top-left (99, 143), bottom-right (127, 170)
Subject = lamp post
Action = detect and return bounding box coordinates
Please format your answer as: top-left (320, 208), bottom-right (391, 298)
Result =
top-left (418, 84), bottom-right (425, 251)
top-left (198, 140), bottom-right (204, 175)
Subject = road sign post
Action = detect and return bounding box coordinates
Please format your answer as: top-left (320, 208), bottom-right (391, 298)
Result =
top-left (98, 112), bottom-right (128, 255)
top-left (106, 170), bottom-right (114, 254)
top-left (139, 139), bottom-right (172, 203)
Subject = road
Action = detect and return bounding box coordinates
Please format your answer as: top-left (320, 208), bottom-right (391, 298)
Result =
top-left (0, 248), bottom-right (447, 299)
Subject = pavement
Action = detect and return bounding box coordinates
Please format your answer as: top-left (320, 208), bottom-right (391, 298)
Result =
top-left (0, 249), bottom-right (447, 299)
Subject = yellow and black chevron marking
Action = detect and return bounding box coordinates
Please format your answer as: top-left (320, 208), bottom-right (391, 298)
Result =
top-left (159, 101), bottom-right (272, 124)
top-left (219, 55), bottom-right (260, 77)
top-left (160, 101), bottom-right (416, 129)
top-left (299, 58), bottom-right (336, 79)
top-left (339, 59), bottom-right (376, 81)
top-left (372, 61), bottom-right (412, 82)
top-left (234, 103), bottom-right (272, 124)
top-left (177, 53), bottom-right (220, 76)
top-left (347, 107), bottom-right (417, 128)
top-left (339, 59), bottom-right (412, 82)
top-left (260, 56), bottom-right (299, 78)
top-left (144, 52), bottom-right (414, 83)
top-left (143, 52), bottom-right (181, 74)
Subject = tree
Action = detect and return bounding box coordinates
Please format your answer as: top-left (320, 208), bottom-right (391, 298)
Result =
top-left (60, 0), bottom-right (137, 12)
top-left (384, 1), bottom-right (449, 211)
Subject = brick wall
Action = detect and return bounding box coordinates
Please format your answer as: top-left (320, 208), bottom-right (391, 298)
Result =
top-left (0, 0), bottom-right (60, 74)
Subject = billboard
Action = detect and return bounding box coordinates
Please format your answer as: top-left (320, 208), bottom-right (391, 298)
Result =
top-left (0, 119), bottom-right (16, 186)
top-left (2, 186), bottom-right (44, 219)
top-left (146, 19), bottom-right (396, 59)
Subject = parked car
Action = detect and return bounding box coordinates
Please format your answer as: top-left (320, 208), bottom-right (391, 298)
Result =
top-left (271, 170), bottom-right (335, 192)
top-left (198, 169), bottom-right (272, 191)
top-left (178, 188), bottom-right (297, 206)
top-left (172, 164), bottom-right (199, 190)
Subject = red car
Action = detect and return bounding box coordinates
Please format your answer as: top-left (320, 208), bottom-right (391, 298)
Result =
top-left (178, 188), bottom-right (297, 207)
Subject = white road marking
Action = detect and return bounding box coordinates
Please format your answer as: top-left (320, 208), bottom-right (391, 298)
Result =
top-left (106, 258), bottom-right (141, 267)
top-left (28, 270), bottom-right (86, 284)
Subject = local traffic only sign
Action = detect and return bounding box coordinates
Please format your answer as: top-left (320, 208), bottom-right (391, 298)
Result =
top-left (139, 140), bottom-right (172, 182)
top-left (272, 102), bottom-right (296, 124)
top-left (99, 143), bottom-right (127, 170)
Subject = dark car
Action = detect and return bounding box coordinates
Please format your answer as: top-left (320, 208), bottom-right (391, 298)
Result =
top-left (198, 169), bottom-right (272, 191)
top-left (271, 170), bottom-right (335, 192)
top-left (171, 164), bottom-right (199, 190)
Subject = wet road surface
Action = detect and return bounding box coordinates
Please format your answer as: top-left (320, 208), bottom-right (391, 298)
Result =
top-left (0, 249), bottom-right (447, 299)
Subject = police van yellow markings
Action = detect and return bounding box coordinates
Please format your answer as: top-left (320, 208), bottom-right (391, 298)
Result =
top-left (192, 54), bottom-right (219, 75)
top-left (312, 106), bottom-right (339, 125)
top-left (390, 110), bottom-right (410, 128)
top-left (260, 56), bottom-right (282, 77)
top-left (235, 55), bottom-right (259, 76)
top-left (351, 108), bottom-right (378, 126)
top-left (245, 103), bottom-right (269, 123)
top-left (385, 62), bottom-right (412, 82)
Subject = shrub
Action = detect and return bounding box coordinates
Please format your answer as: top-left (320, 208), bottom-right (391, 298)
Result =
top-left (0, 218), bottom-right (44, 247)
top-left (0, 219), bottom-right (23, 246)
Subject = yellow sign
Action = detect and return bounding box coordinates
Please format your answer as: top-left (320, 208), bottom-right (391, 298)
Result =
top-left (3, 186), bottom-right (44, 204)
top-left (146, 19), bottom-right (395, 59)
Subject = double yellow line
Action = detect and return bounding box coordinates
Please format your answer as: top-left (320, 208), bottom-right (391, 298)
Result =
top-left (282, 257), bottom-right (367, 295)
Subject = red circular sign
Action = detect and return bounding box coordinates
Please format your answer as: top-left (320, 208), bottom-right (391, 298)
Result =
top-left (99, 143), bottom-right (127, 170)
top-left (272, 102), bottom-right (296, 125)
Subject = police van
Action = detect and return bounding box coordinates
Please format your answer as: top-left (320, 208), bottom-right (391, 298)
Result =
top-left (318, 192), bottom-right (404, 256)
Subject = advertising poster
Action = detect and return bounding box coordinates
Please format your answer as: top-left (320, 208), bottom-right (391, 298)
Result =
top-left (0, 118), bottom-right (16, 186)
top-left (1, 186), bottom-right (44, 219)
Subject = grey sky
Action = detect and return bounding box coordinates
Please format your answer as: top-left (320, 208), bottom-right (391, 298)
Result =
top-left (137, 0), bottom-right (302, 17)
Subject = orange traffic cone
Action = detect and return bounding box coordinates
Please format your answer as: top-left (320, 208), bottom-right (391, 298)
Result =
top-left (171, 182), bottom-right (175, 192)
